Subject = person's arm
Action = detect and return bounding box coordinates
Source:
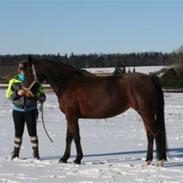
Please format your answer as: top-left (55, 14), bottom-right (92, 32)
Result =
top-left (6, 79), bottom-right (22, 101)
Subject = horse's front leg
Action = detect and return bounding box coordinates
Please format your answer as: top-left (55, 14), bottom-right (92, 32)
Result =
top-left (73, 119), bottom-right (83, 164)
top-left (59, 128), bottom-right (73, 163)
top-left (60, 116), bottom-right (83, 164)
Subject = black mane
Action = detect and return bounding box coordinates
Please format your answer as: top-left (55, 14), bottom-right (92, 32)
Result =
top-left (35, 58), bottom-right (94, 77)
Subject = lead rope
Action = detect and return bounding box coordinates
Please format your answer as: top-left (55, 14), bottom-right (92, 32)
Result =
top-left (31, 64), bottom-right (54, 143)
top-left (39, 103), bottom-right (54, 143)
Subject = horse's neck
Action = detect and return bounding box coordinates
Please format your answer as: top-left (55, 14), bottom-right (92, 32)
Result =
top-left (40, 62), bottom-right (77, 96)
top-left (48, 80), bottom-right (62, 96)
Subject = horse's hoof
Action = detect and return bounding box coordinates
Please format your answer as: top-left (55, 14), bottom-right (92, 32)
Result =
top-left (144, 160), bottom-right (152, 166)
top-left (156, 159), bottom-right (165, 167)
top-left (74, 159), bottom-right (81, 165)
top-left (59, 158), bottom-right (67, 163)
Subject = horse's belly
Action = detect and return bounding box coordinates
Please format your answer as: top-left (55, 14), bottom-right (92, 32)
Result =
top-left (80, 103), bottom-right (129, 119)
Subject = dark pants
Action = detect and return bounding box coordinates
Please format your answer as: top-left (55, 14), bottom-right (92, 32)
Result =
top-left (13, 109), bottom-right (38, 138)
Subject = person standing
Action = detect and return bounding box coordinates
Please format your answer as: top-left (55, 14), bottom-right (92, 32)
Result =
top-left (6, 61), bottom-right (46, 160)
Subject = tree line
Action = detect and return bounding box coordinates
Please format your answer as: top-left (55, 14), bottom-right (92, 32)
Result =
top-left (0, 52), bottom-right (172, 68)
top-left (1, 52), bottom-right (183, 83)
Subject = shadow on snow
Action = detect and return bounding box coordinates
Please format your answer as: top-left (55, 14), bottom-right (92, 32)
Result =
top-left (40, 147), bottom-right (183, 167)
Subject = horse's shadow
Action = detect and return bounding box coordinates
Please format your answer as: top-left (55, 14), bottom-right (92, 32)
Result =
top-left (41, 147), bottom-right (183, 168)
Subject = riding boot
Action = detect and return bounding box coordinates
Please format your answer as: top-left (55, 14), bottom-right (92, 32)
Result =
top-left (30, 136), bottom-right (40, 159)
top-left (11, 137), bottom-right (22, 160)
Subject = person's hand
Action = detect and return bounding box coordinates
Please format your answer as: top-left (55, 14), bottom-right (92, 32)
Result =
top-left (17, 88), bottom-right (31, 97)
top-left (17, 89), bottom-right (25, 96)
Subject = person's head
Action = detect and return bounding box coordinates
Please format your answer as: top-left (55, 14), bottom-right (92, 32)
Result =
top-left (18, 61), bottom-right (27, 73)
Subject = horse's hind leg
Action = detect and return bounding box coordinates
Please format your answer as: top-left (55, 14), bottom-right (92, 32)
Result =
top-left (155, 129), bottom-right (167, 162)
top-left (145, 131), bottom-right (154, 164)
top-left (140, 112), bottom-right (166, 166)
top-left (140, 113), bottom-right (157, 164)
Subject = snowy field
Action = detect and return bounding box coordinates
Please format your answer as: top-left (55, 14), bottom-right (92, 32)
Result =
top-left (0, 88), bottom-right (183, 183)
top-left (85, 65), bottom-right (165, 75)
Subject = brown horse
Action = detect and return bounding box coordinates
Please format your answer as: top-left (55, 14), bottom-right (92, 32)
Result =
top-left (24, 56), bottom-right (167, 165)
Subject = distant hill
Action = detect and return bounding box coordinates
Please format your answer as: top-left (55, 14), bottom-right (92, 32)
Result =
top-left (175, 45), bottom-right (183, 53)
top-left (151, 64), bottom-right (183, 89)
top-left (153, 45), bottom-right (183, 88)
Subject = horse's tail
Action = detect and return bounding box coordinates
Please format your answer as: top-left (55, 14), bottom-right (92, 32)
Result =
top-left (151, 76), bottom-right (167, 160)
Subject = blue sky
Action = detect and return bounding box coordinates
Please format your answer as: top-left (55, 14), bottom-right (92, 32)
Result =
top-left (0, 0), bottom-right (182, 55)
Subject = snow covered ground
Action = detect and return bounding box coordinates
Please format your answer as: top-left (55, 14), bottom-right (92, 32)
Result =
top-left (85, 65), bottom-right (165, 75)
top-left (0, 85), bottom-right (183, 182)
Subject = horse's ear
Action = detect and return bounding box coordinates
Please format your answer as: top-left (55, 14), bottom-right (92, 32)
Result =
top-left (27, 55), bottom-right (34, 64)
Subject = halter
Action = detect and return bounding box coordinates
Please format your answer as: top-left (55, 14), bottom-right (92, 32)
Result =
top-left (32, 64), bottom-right (38, 82)
top-left (26, 64), bottom-right (39, 96)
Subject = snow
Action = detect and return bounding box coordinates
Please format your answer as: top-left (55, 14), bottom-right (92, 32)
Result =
top-left (85, 65), bottom-right (165, 75)
top-left (0, 79), bottom-right (183, 182)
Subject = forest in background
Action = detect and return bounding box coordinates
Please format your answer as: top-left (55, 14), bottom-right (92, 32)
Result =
top-left (0, 52), bottom-right (170, 67)
top-left (0, 51), bottom-right (183, 84)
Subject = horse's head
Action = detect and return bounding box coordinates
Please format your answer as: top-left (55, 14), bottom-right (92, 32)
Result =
top-left (24, 56), bottom-right (47, 88)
